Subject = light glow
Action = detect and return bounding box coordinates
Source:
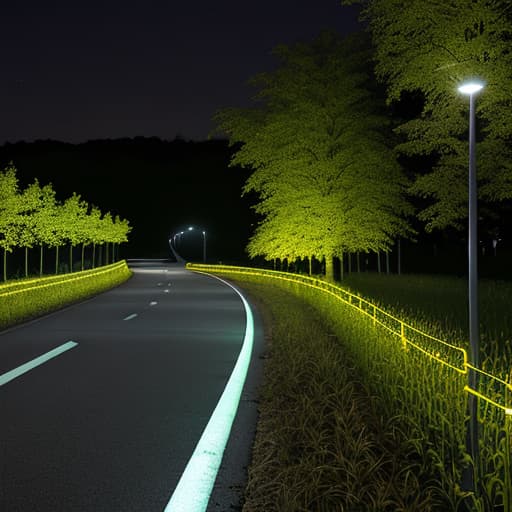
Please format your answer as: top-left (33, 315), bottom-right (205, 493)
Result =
top-left (458, 82), bottom-right (484, 95)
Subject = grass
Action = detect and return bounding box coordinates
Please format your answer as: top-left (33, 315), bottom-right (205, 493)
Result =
top-left (229, 280), bottom-right (453, 511)
top-left (204, 269), bottom-right (512, 512)
top-left (0, 260), bottom-right (132, 330)
top-left (342, 272), bottom-right (512, 377)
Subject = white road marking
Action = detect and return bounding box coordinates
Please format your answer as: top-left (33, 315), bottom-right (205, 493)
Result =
top-left (164, 274), bottom-right (254, 512)
top-left (123, 313), bottom-right (138, 321)
top-left (0, 341), bottom-right (78, 387)
top-left (164, 289), bottom-right (170, 293)
top-left (150, 301), bottom-right (158, 306)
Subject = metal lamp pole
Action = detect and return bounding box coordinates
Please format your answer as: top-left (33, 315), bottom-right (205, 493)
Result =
top-left (459, 80), bottom-right (483, 494)
top-left (202, 231), bottom-right (206, 263)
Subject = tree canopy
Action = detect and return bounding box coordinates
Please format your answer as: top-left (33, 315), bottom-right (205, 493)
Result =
top-left (343, 0), bottom-right (512, 231)
top-left (215, 31), bottom-right (412, 279)
top-left (0, 163), bottom-right (131, 279)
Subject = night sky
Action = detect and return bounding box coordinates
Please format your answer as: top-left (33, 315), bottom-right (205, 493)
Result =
top-left (1, 1), bottom-right (362, 144)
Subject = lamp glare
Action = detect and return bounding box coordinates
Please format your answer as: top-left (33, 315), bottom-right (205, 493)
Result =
top-left (458, 82), bottom-right (484, 95)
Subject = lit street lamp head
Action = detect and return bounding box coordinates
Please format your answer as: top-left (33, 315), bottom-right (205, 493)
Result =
top-left (458, 82), bottom-right (484, 95)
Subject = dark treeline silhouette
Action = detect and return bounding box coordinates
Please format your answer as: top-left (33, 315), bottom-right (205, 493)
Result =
top-left (0, 137), bottom-right (256, 263)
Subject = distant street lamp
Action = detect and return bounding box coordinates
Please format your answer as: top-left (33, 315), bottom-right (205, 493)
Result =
top-left (174, 226), bottom-right (207, 262)
top-left (458, 80), bottom-right (484, 493)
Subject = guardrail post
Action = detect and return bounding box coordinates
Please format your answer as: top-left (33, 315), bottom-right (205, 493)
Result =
top-left (373, 305), bottom-right (376, 326)
top-left (401, 322), bottom-right (406, 350)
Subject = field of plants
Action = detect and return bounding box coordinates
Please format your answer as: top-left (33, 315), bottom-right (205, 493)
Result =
top-left (0, 260), bottom-right (132, 330)
top-left (189, 264), bottom-right (512, 512)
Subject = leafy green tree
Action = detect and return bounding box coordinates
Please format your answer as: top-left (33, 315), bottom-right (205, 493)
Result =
top-left (111, 215), bottom-right (131, 262)
top-left (16, 179), bottom-right (48, 277)
top-left (215, 32), bottom-right (411, 280)
top-left (33, 183), bottom-right (62, 275)
top-left (0, 163), bottom-right (22, 281)
top-left (87, 206), bottom-right (103, 268)
top-left (60, 193), bottom-right (89, 272)
top-left (343, 0), bottom-right (512, 231)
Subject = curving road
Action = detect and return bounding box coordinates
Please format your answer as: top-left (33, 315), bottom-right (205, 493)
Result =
top-left (0, 260), bottom-right (263, 511)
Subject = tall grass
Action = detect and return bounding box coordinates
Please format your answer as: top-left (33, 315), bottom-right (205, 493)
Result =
top-left (0, 260), bottom-right (132, 330)
top-left (191, 265), bottom-right (512, 511)
top-left (238, 281), bottom-right (448, 511)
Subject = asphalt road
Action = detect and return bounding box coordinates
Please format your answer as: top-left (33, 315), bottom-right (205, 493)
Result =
top-left (0, 260), bottom-right (263, 511)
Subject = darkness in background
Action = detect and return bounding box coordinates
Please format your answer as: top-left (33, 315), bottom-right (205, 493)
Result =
top-left (0, 138), bottom-right (256, 264)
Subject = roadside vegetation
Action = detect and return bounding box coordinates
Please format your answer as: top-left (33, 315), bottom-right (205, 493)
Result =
top-left (342, 272), bottom-right (512, 379)
top-left (0, 162), bottom-right (131, 281)
top-left (216, 271), bottom-right (511, 511)
top-left (0, 260), bottom-right (132, 330)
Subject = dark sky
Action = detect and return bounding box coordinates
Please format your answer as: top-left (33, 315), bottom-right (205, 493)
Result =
top-left (0, 1), bottom-right (362, 144)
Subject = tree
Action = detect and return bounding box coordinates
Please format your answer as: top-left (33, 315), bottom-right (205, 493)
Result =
top-left (33, 183), bottom-right (62, 275)
top-left (343, 0), bottom-right (512, 231)
top-left (0, 163), bottom-right (22, 281)
top-left (214, 31), bottom-right (412, 280)
top-left (60, 193), bottom-right (89, 272)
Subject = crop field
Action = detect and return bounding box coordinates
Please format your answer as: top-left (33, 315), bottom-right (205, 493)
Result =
top-left (189, 264), bottom-right (512, 512)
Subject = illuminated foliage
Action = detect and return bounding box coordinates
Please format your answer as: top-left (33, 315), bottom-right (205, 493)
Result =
top-left (0, 163), bottom-right (131, 280)
top-left (215, 32), bottom-right (412, 279)
top-left (343, 0), bottom-right (512, 231)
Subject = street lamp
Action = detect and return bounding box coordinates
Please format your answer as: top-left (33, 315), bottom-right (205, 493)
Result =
top-left (458, 80), bottom-right (484, 493)
top-left (182, 226), bottom-right (207, 263)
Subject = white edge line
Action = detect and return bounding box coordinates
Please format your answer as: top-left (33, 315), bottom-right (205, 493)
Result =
top-left (0, 341), bottom-right (78, 387)
top-left (164, 273), bottom-right (255, 512)
top-left (123, 313), bottom-right (138, 321)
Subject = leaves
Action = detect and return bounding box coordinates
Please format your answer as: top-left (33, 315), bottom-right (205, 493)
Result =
top-left (0, 163), bottom-right (131, 263)
top-left (214, 32), bottom-right (413, 268)
top-left (347, 0), bottom-right (512, 230)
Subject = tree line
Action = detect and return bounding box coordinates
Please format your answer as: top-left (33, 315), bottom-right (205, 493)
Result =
top-left (214, 1), bottom-right (512, 279)
top-left (0, 162), bottom-right (131, 281)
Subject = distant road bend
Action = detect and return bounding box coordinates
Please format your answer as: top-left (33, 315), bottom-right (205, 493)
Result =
top-left (0, 259), bottom-right (258, 511)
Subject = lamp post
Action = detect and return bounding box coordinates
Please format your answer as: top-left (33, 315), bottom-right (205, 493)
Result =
top-left (179, 226), bottom-right (207, 263)
top-left (458, 80), bottom-right (483, 494)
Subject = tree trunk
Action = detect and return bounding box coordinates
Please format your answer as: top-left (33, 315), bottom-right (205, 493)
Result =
top-left (325, 255), bottom-right (334, 282)
top-left (340, 254), bottom-right (344, 281)
top-left (25, 247), bottom-right (29, 277)
top-left (55, 246), bottom-right (59, 274)
top-left (69, 244), bottom-right (73, 273)
top-left (81, 243), bottom-right (85, 271)
top-left (377, 251), bottom-right (381, 273)
top-left (309, 256), bottom-right (312, 276)
top-left (92, 243), bottom-right (96, 268)
top-left (40, 244), bottom-right (44, 277)
top-left (386, 251), bottom-right (390, 274)
top-left (348, 253), bottom-right (352, 275)
top-left (356, 252), bottom-right (360, 273)
top-left (3, 248), bottom-right (7, 281)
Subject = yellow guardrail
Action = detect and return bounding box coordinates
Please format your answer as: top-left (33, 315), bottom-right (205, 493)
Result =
top-left (187, 263), bottom-right (512, 416)
top-left (0, 261), bottom-right (129, 298)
